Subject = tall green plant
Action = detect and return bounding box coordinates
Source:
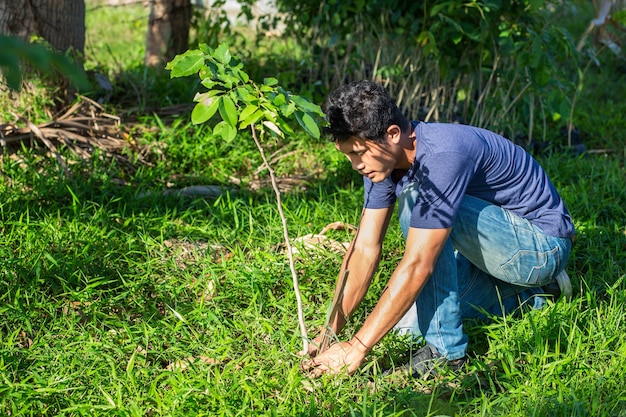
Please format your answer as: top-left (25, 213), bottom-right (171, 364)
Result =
top-left (166, 43), bottom-right (326, 353)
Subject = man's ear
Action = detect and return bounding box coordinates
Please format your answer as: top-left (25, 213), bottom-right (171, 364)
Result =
top-left (386, 125), bottom-right (402, 144)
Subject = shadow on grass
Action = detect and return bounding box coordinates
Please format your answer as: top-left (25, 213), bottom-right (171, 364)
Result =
top-left (1, 147), bottom-right (624, 415)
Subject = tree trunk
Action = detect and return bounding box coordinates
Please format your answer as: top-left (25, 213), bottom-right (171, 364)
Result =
top-left (145, 0), bottom-right (191, 68)
top-left (0, 0), bottom-right (85, 55)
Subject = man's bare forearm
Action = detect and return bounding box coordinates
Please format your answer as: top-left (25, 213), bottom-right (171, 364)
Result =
top-left (328, 242), bottom-right (382, 334)
top-left (352, 227), bottom-right (451, 353)
top-left (351, 260), bottom-right (430, 352)
top-left (322, 207), bottom-right (392, 343)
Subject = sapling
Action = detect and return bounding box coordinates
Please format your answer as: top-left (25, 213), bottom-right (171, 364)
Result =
top-left (166, 44), bottom-right (326, 354)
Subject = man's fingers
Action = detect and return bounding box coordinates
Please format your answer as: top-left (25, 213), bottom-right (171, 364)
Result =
top-left (305, 361), bottom-right (329, 378)
top-left (300, 357), bottom-right (316, 370)
top-left (311, 367), bottom-right (326, 378)
top-left (302, 355), bottom-right (348, 378)
top-left (301, 357), bottom-right (334, 377)
top-left (301, 359), bottom-right (318, 374)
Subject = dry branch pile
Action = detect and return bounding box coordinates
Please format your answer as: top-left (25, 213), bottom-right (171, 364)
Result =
top-left (0, 96), bottom-right (149, 175)
top-left (0, 96), bottom-right (315, 195)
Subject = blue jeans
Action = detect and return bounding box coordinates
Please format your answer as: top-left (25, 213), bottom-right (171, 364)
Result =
top-left (393, 182), bottom-right (571, 360)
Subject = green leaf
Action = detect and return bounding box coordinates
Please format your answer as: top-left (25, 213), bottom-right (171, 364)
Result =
top-left (530, 38), bottom-right (543, 69)
top-left (276, 116), bottom-right (294, 135)
top-left (214, 120), bottom-right (237, 141)
top-left (239, 104), bottom-right (259, 123)
top-left (614, 10), bottom-right (626, 25)
top-left (263, 77), bottom-right (279, 86)
top-left (272, 93), bottom-right (286, 106)
top-left (0, 35), bottom-right (89, 91)
top-left (291, 95), bottom-right (323, 115)
top-left (191, 94), bottom-right (220, 124)
top-left (219, 96), bottom-right (238, 127)
top-left (226, 73), bottom-right (244, 86)
top-left (232, 66), bottom-right (250, 83)
top-left (280, 101), bottom-right (297, 117)
top-left (166, 49), bottom-right (206, 77)
top-left (0, 60), bottom-right (21, 90)
top-left (239, 109), bottom-right (264, 129)
top-left (200, 78), bottom-right (218, 89)
top-left (429, 3), bottom-right (448, 17)
top-left (235, 86), bottom-right (257, 102)
top-left (214, 43), bottom-right (232, 64)
top-left (295, 111), bottom-right (321, 139)
top-left (259, 84), bottom-right (275, 92)
top-left (416, 31), bottom-right (439, 56)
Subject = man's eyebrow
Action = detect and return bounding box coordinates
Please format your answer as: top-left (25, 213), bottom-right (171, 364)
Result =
top-left (350, 144), bottom-right (366, 153)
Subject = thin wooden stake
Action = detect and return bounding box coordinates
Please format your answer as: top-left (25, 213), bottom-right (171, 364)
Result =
top-left (318, 269), bottom-right (350, 354)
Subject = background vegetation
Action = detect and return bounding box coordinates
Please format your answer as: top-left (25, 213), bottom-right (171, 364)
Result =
top-left (1, 0), bottom-right (625, 416)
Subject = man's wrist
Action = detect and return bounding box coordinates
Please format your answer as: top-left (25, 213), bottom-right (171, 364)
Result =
top-left (351, 336), bottom-right (371, 354)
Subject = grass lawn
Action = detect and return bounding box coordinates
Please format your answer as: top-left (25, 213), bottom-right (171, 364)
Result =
top-left (2, 124), bottom-right (625, 417)
top-left (1, 2), bottom-right (625, 416)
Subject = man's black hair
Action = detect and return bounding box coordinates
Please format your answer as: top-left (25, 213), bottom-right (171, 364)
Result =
top-left (323, 80), bottom-right (411, 143)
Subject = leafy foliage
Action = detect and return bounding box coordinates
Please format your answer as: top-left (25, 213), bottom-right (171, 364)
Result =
top-left (166, 43), bottom-right (326, 141)
top-left (0, 35), bottom-right (89, 91)
top-left (268, 0), bottom-right (579, 144)
top-left (166, 42), bottom-right (328, 353)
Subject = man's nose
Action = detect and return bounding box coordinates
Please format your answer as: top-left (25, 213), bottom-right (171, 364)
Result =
top-left (351, 158), bottom-right (364, 171)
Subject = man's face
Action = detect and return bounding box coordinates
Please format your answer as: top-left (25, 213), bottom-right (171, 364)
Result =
top-left (335, 135), bottom-right (399, 183)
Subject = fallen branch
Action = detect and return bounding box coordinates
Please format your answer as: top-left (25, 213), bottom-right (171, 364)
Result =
top-left (0, 95), bottom-right (148, 174)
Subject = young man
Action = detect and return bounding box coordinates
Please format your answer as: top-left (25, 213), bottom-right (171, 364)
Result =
top-left (302, 80), bottom-right (575, 378)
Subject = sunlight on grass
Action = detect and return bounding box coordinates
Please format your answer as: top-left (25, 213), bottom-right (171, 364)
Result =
top-left (1, 2), bottom-right (625, 416)
top-left (1, 136), bottom-right (624, 415)
top-left (84, 0), bottom-right (149, 71)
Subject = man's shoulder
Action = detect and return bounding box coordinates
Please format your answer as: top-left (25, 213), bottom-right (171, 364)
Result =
top-left (418, 122), bottom-right (509, 158)
top-left (364, 176), bottom-right (397, 209)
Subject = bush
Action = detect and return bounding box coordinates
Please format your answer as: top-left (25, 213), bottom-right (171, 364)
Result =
top-left (269, 0), bottom-right (579, 145)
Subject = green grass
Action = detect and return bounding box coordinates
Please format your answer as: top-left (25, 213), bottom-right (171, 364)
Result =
top-left (1, 2), bottom-right (625, 416)
top-left (84, 1), bottom-right (149, 72)
top-left (574, 56), bottom-right (626, 151)
top-left (1, 122), bottom-right (625, 416)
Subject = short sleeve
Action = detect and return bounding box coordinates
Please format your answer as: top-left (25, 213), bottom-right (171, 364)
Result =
top-left (410, 152), bottom-right (475, 229)
top-left (363, 177), bottom-right (396, 209)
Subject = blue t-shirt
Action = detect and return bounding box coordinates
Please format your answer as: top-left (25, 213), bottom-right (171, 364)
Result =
top-left (364, 122), bottom-right (575, 238)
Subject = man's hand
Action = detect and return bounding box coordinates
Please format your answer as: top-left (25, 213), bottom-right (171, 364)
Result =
top-left (301, 340), bottom-right (367, 377)
top-left (298, 334), bottom-right (323, 358)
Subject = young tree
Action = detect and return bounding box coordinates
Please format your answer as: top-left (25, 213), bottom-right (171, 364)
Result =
top-left (0, 0), bottom-right (85, 55)
top-left (167, 43), bottom-right (325, 352)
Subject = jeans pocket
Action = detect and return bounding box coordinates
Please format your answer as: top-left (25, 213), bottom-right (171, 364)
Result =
top-left (500, 246), bottom-right (559, 286)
